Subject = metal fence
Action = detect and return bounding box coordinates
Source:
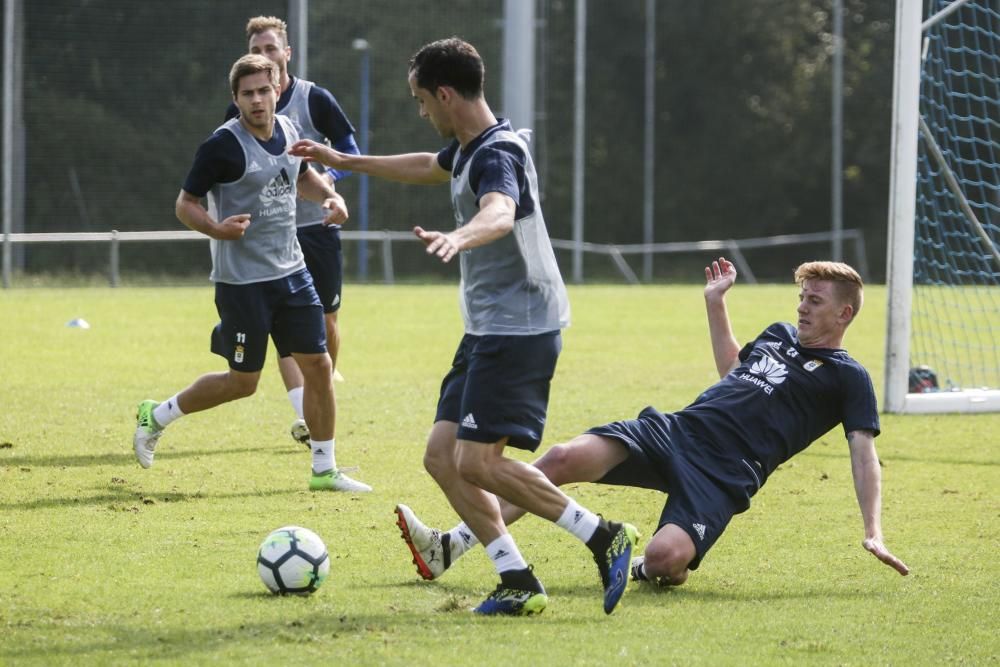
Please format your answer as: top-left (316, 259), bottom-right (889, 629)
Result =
top-left (4, 228), bottom-right (867, 286)
top-left (3, 0), bottom-right (894, 287)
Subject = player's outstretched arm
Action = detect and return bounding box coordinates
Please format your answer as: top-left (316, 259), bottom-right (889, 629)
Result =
top-left (289, 139), bottom-right (449, 185)
top-left (175, 190), bottom-right (249, 240)
top-left (413, 192), bottom-right (515, 263)
top-left (704, 257), bottom-right (741, 378)
top-left (847, 430), bottom-right (910, 576)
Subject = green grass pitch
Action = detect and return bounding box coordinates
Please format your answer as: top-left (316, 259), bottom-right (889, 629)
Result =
top-left (0, 284), bottom-right (997, 665)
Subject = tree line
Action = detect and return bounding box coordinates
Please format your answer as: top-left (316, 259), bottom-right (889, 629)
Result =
top-left (13, 0), bottom-right (896, 281)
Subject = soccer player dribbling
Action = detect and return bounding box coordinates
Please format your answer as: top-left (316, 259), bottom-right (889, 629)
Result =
top-left (291, 38), bottom-right (639, 616)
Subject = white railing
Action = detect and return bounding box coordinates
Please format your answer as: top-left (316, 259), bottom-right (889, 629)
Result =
top-left (1, 228), bottom-right (866, 287)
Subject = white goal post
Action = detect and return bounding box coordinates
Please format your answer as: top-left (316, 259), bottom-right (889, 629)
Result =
top-left (884, 0), bottom-right (1000, 414)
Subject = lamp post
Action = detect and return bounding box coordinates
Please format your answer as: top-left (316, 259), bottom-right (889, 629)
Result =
top-left (352, 38), bottom-right (371, 281)
top-left (831, 0), bottom-right (844, 261)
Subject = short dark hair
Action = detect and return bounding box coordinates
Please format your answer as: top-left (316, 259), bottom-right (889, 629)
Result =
top-left (409, 37), bottom-right (484, 99)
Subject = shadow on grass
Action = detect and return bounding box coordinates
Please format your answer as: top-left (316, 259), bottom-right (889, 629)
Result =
top-left (799, 449), bottom-right (999, 467)
top-left (0, 444), bottom-right (286, 469)
top-left (0, 580), bottom-right (881, 662)
top-left (0, 485), bottom-right (301, 511)
top-left (0, 616), bottom-right (369, 662)
top-left (0, 605), bottom-right (602, 662)
top-left (354, 576), bottom-right (860, 607)
top-left (624, 584), bottom-right (879, 604)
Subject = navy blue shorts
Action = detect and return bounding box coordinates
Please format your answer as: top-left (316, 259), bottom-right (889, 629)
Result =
top-left (298, 224), bottom-right (343, 314)
top-left (210, 270), bottom-right (327, 373)
top-left (436, 331), bottom-right (562, 452)
top-left (588, 406), bottom-right (757, 570)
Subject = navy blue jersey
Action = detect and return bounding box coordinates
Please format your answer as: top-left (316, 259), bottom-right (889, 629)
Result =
top-left (182, 120), bottom-right (306, 197)
top-left (677, 323), bottom-right (879, 484)
top-left (436, 120), bottom-right (536, 220)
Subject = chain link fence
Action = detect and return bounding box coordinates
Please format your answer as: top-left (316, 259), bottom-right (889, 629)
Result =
top-left (4, 0), bottom-right (896, 284)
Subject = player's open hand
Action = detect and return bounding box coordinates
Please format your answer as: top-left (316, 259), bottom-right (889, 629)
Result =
top-left (863, 537), bottom-right (910, 576)
top-left (414, 226), bottom-right (459, 263)
top-left (322, 193), bottom-right (349, 226)
top-left (215, 214), bottom-right (251, 240)
top-left (704, 257), bottom-right (737, 299)
top-left (289, 140), bottom-right (337, 167)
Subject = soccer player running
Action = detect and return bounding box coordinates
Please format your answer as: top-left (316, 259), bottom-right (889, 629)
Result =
top-left (290, 38), bottom-right (637, 616)
top-left (395, 258), bottom-right (910, 588)
top-left (225, 18), bottom-right (365, 483)
top-left (132, 54), bottom-right (369, 493)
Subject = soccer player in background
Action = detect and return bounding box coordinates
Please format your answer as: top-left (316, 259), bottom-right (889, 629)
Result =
top-left (132, 54), bottom-right (370, 493)
top-left (290, 37), bottom-right (638, 616)
top-left (226, 16), bottom-right (363, 464)
top-left (396, 258), bottom-right (910, 587)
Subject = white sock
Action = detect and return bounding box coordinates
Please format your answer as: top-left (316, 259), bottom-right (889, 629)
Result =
top-left (447, 522), bottom-right (479, 558)
top-left (287, 387), bottom-right (305, 420)
top-left (485, 534), bottom-right (528, 574)
top-left (311, 438), bottom-right (335, 474)
top-left (152, 395), bottom-right (184, 428)
top-left (555, 499), bottom-right (600, 544)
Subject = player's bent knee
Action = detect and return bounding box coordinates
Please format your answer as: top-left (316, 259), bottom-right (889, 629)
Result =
top-left (226, 372), bottom-right (259, 400)
top-left (644, 532), bottom-right (696, 582)
top-left (422, 448), bottom-right (456, 481)
top-left (456, 455), bottom-right (491, 489)
top-left (296, 353), bottom-right (333, 379)
top-left (643, 548), bottom-right (692, 584)
top-left (533, 443), bottom-right (573, 485)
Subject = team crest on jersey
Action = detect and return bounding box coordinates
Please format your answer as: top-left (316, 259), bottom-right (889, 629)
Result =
top-left (803, 359), bottom-right (824, 372)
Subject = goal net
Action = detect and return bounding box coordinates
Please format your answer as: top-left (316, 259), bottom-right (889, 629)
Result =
top-left (885, 0), bottom-right (1000, 413)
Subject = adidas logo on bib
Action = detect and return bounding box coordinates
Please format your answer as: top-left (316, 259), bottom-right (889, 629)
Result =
top-left (461, 413), bottom-right (478, 430)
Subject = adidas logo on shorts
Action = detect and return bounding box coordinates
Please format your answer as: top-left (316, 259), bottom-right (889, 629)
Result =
top-left (462, 413), bottom-right (478, 430)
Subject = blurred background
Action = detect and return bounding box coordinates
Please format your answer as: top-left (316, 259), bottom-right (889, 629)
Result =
top-left (3, 0), bottom-right (899, 283)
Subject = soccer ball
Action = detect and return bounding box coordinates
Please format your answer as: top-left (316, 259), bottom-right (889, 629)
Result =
top-left (257, 526), bottom-right (330, 595)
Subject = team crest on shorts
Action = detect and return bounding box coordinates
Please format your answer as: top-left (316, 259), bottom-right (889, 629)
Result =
top-left (234, 344), bottom-right (245, 363)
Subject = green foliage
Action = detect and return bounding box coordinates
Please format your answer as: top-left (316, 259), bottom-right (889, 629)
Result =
top-left (16, 0), bottom-right (897, 279)
top-left (0, 284), bottom-right (997, 665)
